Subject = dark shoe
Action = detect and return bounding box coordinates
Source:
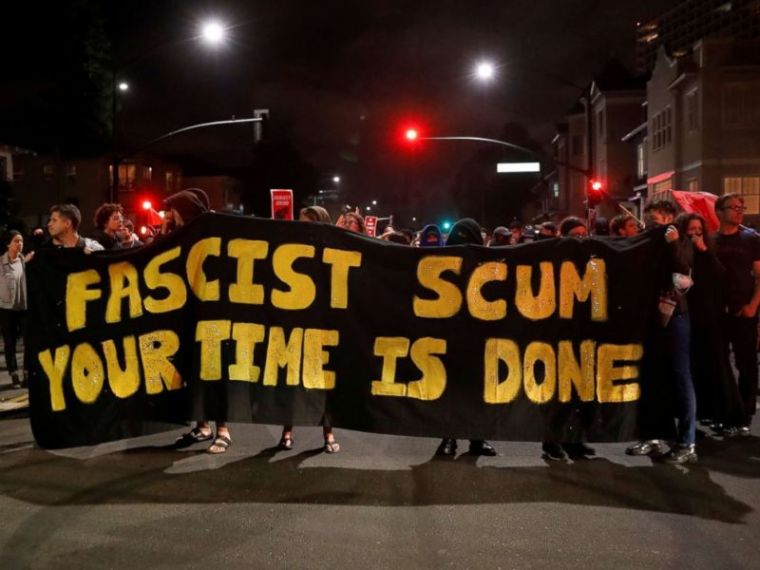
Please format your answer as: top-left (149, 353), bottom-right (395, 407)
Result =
top-left (277, 435), bottom-right (294, 450)
top-left (469, 440), bottom-right (497, 456)
top-left (542, 442), bottom-right (567, 461)
top-left (435, 438), bottom-right (457, 457)
top-left (21, 371), bottom-right (29, 388)
top-left (663, 445), bottom-right (697, 464)
top-left (174, 427), bottom-right (213, 448)
top-left (10, 373), bottom-right (20, 388)
top-left (563, 442), bottom-right (596, 459)
top-left (718, 425), bottom-right (739, 437)
top-left (625, 439), bottom-right (666, 456)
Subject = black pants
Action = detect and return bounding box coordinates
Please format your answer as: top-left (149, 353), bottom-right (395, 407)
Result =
top-left (723, 314), bottom-right (758, 423)
top-left (0, 309), bottom-right (26, 374)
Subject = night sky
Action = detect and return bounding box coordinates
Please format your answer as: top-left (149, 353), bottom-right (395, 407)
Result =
top-left (1, 0), bottom-right (683, 224)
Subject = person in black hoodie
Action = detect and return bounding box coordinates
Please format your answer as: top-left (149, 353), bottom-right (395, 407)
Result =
top-left (435, 218), bottom-right (497, 457)
top-left (677, 213), bottom-right (745, 434)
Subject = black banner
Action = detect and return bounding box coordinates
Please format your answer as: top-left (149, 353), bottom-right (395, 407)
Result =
top-left (27, 214), bottom-right (666, 448)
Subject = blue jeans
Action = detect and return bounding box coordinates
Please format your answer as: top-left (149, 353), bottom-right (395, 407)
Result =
top-left (667, 313), bottom-right (696, 445)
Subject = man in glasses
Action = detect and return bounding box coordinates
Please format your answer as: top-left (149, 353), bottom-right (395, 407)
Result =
top-left (715, 193), bottom-right (760, 436)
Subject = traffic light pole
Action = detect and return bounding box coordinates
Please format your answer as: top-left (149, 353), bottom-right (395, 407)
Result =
top-left (419, 135), bottom-right (591, 178)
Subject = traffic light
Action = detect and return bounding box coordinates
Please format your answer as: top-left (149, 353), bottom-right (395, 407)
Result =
top-left (587, 179), bottom-right (604, 208)
top-left (142, 199), bottom-right (153, 211)
top-left (405, 128), bottom-right (418, 141)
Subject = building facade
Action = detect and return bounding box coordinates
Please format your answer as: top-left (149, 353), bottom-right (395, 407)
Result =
top-left (636, 0), bottom-right (760, 74)
top-left (645, 38), bottom-right (760, 222)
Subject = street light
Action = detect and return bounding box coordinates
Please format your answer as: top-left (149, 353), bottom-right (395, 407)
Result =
top-left (201, 20), bottom-right (226, 45)
top-left (333, 176), bottom-right (341, 184)
top-left (365, 206), bottom-right (372, 212)
top-left (110, 21), bottom-right (231, 201)
top-left (474, 61), bottom-right (496, 82)
top-left (372, 199), bottom-right (377, 205)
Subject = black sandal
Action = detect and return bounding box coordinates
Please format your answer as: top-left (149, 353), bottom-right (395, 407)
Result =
top-left (207, 435), bottom-right (232, 454)
top-left (174, 427), bottom-right (213, 448)
top-left (278, 435), bottom-right (294, 450)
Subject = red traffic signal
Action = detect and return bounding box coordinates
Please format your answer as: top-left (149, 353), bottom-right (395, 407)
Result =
top-left (405, 128), bottom-right (419, 141)
top-left (142, 199), bottom-right (153, 211)
top-left (587, 179), bottom-right (604, 208)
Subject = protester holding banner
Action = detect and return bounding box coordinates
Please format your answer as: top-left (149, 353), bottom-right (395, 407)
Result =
top-left (435, 218), bottom-right (497, 458)
top-left (714, 193), bottom-right (760, 436)
top-left (540, 219), bottom-right (596, 461)
top-left (279, 205), bottom-right (341, 453)
top-left (628, 200), bottom-right (698, 464)
top-left (675, 213), bottom-right (744, 434)
top-left (163, 189), bottom-right (233, 454)
top-left (0, 231), bottom-right (32, 387)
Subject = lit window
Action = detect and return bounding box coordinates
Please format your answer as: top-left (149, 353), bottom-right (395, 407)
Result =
top-left (687, 178), bottom-right (699, 193)
top-left (143, 166), bottom-right (152, 183)
top-left (118, 164), bottom-right (136, 191)
top-left (723, 176), bottom-right (760, 214)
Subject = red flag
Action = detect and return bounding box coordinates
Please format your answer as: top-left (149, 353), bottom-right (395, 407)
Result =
top-left (670, 191), bottom-right (720, 232)
top-left (145, 208), bottom-right (163, 226)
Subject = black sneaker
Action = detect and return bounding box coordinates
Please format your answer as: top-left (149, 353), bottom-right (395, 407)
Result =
top-left (663, 445), bottom-right (698, 464)
top-left (542, 442), bottom-right (567, 461)
top-left (625, 439), bottom-right (666, 456)
top-left (10, 373), bottom-right (21, 388)
top-left (469, 440), bottom-right (497, 456)
top-left (563, 442), bottom-right (596, 459)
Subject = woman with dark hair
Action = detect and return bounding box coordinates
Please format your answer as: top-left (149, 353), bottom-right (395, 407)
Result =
top-left (91, 203), bottom-right (125, 250)
top-left (0, 231), bottom-right (32, 387)
top-left (559, 216), bottom-right (587, 238)
top-left (675, 212), bottom-right (744, 434)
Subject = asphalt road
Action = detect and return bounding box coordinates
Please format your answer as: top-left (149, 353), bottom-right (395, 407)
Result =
top-left (1, 358), bottom-right (759, 569)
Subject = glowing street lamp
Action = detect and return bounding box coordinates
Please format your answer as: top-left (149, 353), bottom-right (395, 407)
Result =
top-left (365, 206), bottom-right (372, 212)
top-left (333, 175), bottom-right (341, 184)
top-left (118, 81), bottom-right (130, 92)
top-left (372, 199), bottom-right (377, 205)
top-left (474, 61), bottom-right (496, 82)
top-left (201, 20), bottom-right (226, 45)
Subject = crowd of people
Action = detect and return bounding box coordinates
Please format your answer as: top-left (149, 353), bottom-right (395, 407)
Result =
top-left (1, 190), bottom-right (757, 464)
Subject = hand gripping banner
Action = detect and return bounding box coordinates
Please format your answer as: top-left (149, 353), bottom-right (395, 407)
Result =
top-left (26, 214), bottom-right (666, 448)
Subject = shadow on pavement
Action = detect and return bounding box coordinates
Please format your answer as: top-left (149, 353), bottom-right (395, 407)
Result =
top-left (0, 436), bottom-right (755, 524)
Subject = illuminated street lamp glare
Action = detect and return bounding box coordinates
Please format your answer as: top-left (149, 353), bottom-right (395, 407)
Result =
top-left (475, 61), bottom-right (495, 81)
top-left (118, 82), bottom-right (129, 92)
top-left (333, 176), bottom-right (341, 183)
top-left (366, 206), bottom-right (371, 212)
top-left (201, 20), bottom-right (226, 44)
top-left (372, 200), bottom-right (377, 205)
